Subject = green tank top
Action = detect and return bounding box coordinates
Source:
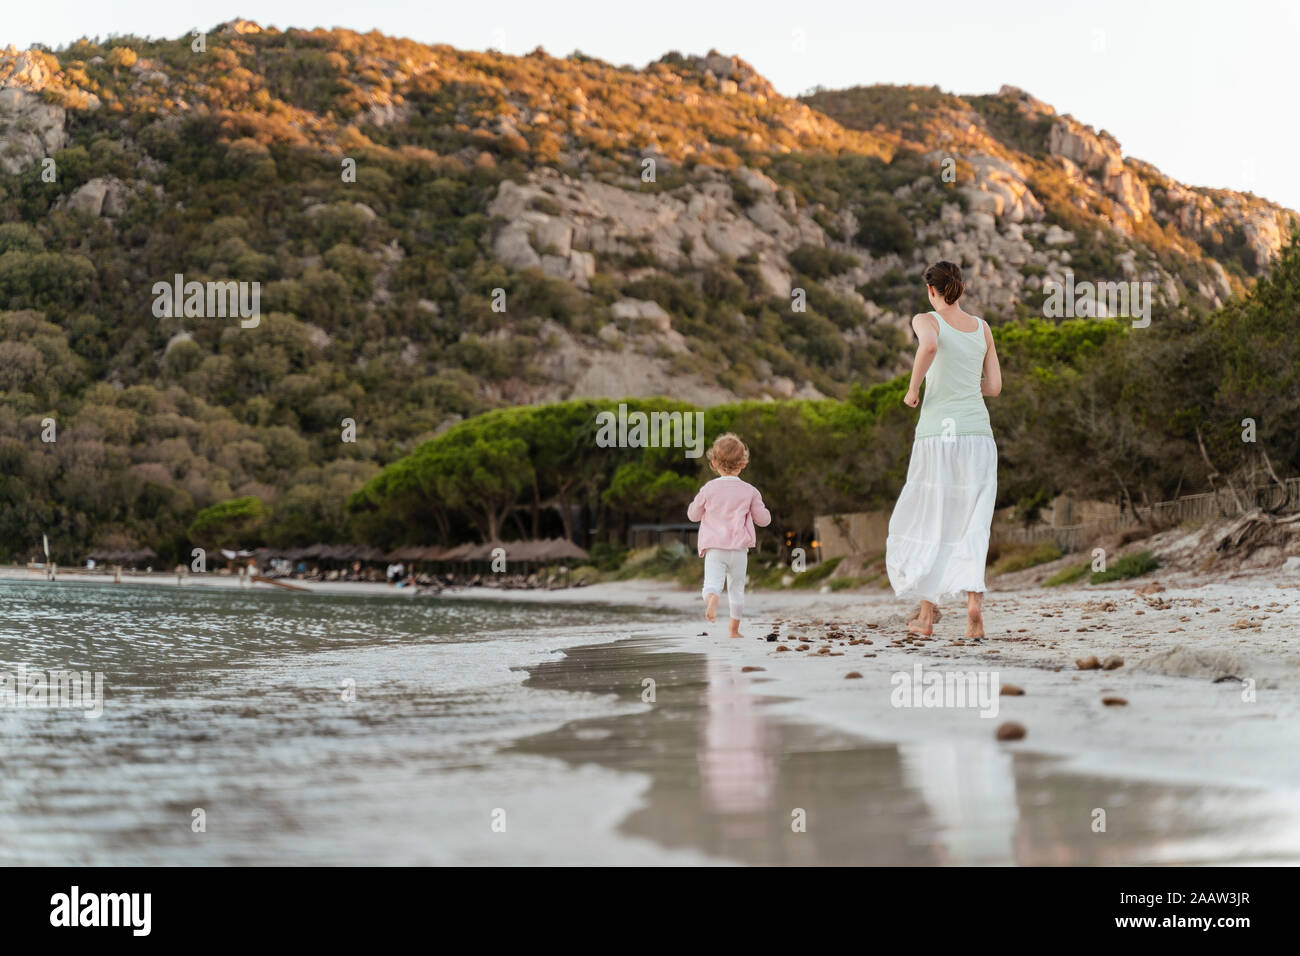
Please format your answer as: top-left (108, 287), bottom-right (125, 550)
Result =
top-left (914, 310), bottom-right (994, 440)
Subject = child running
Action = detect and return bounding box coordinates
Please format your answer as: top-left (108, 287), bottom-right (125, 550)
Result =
top-left (687, 433), bottom-right (772, 638)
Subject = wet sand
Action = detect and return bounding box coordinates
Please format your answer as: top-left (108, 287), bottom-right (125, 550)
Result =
top-left (512, 636), bottom-right (1300, 865)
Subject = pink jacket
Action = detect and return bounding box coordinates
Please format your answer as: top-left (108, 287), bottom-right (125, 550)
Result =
top-left (687, 476), bottom-right (771, 555)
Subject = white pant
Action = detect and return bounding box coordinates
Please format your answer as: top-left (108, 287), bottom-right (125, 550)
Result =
top-left (702, 549), bottom-right (748, 620)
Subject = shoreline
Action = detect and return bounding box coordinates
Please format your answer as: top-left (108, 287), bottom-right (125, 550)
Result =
top-left (10, 564), bottom-right (1299, 815)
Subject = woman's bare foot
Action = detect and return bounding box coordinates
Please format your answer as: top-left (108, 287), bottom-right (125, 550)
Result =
top-left (907, 600), bottom-right (937, 636)
top-left (965, 592), bottom-right (984, 638)
top-left (705, 593), bottom-right (718, 623)
top-left (728, 620), bottom-right (742, 639)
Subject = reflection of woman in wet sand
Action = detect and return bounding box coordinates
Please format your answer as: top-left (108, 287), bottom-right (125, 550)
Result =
top-left (898, 739), bottom-right (1018, 865)
top-left (886, 261), bottom-right (1002, 639)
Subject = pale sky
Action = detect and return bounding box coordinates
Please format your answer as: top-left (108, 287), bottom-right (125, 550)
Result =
top-left (9, 1), bottom-right (1298, 212)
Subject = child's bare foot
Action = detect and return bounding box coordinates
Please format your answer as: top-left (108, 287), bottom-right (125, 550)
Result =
top-left (728, 622), bottom-right (742, 639)
top-left (704, 593), bottom-right (718, 623)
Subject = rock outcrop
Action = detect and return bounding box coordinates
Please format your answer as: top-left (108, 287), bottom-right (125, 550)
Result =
top-left (955, 153), bottom-right (1045, 223)
top-left (0, 48), bottom-right (67, 175)
top-left (487, 166), bottom-right (825, 298)
top-left (1047, 115), bottom-right (1151, 224)
top-left (65, 176), bottom-right (131, 217)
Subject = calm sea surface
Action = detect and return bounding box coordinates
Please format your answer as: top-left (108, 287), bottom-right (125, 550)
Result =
top-left (0, 579), bottom-right (685, 865)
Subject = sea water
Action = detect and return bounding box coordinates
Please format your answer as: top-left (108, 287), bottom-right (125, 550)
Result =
top-left (0, 579), bottom-right (702, 865)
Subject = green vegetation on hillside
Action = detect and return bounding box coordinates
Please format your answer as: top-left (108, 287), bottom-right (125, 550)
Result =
top-left (353, 234), bottom-right (1300, 552)
top-left (0, 27), bottom-right (1296, 564)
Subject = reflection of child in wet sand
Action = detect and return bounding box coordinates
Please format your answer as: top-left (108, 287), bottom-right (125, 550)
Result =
top-left (687, 433), bottom-right (772, 639)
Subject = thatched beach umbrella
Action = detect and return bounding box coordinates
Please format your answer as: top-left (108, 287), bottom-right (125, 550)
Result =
top-left (538, 538), bottom-right (589, 562)
top-left (459, 542), bottom-right (495, 562)
top-left (506, 540), bottom-right (546, 563)
top-left (439, 543), bottom-right (476, 562)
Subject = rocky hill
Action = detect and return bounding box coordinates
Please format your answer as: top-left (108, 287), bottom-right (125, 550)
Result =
top-left (0, 22), bottom-right (1295, 556)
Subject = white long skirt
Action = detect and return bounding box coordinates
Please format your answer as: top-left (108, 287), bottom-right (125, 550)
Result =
top-left (886, 435), bottom-right (997, 604)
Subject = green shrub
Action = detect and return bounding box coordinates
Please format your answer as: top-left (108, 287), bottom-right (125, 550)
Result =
top-left (187, 496), bottom-right (268, 547)
top-left (788, 244), bottom-right (859, 280)
top-left (991, 541), bottom-right (1063, 575)
top-left (790, 555), bottom-right (843, 588)
top-left (1090, 550), bottom-right (1159, 583)
top-left (614, 543), bottom-right (698, 581)
top-left (855, 196), bottom-right (914, 257)
top-left (827, 574), bottom-right (881, 591)
top-left (588, 541), bottom-right (627, 571)
top-left (1044, 562), bottom-right (1089, 587)
top-left (528, 195), bottom-right (563, 215)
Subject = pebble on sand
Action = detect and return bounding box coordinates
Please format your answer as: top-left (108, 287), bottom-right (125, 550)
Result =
top-left (1101, 696), bottom-right (1128, 706)
top-left (742, 666), bottom-right (765, 673)
top-left (996, 721), bottom-right (1027, 741)
top-left (796, 644), bottom-right (810, 651)
top-left (844, 671), bottom-right (863, 679)
top-left (1000, 684), bottom-right (1025, 696)
top-left (1102, 655), bottom-right (1124, 670)
top-left (1076, 655), bottom-right (1101, 670)
top-left (776, 645), bottom-right (791, 652)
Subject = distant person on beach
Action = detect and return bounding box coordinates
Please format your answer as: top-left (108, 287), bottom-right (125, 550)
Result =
top-left (886, 261), bottom-right (1002, 639)
top-left (687, 433), bottom-right (772, 638)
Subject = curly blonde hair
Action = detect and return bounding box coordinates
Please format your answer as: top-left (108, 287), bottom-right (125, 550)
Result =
top-left (707, 433), bottom-right (750, 474)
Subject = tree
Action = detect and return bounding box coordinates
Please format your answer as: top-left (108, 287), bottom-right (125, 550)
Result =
top-left (187, 496), bottom-right (268, 548)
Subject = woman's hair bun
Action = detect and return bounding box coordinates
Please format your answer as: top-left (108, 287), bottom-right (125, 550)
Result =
top-left (923, 260), bottom-right (965, 304)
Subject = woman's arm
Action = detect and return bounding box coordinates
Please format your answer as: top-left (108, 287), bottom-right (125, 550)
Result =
top-left (981, 320), bottom-right (1002, 397)
top-left (904, 313), bottom-right (939, 407)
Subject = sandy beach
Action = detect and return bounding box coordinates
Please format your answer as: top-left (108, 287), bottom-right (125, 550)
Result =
top-left (592, 569), bottom-right (1300, 792)
top-left (505, 562), bottom-right (1300, 862)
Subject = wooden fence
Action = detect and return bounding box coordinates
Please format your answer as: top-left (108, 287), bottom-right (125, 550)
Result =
top-left (994, 477), bottom-right (1300, 553)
